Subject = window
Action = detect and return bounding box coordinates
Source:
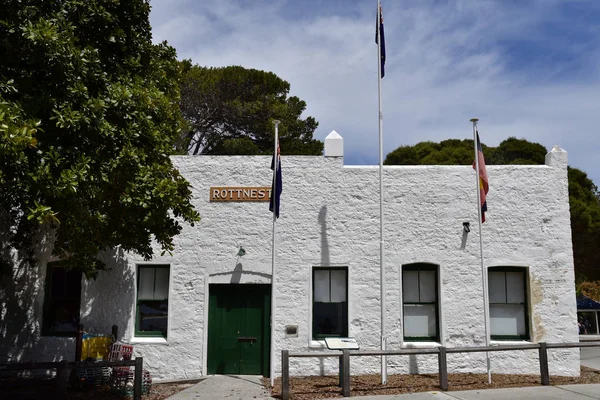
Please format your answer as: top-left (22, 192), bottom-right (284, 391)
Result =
top-left (136, 265), bottom-right (170, 338)
top-left (42, 263), bottom-right (82, 336)
top-left (577, 311), bottom-right (599, 335)
top-left (312, 267), bottom-right (348, 339)
top-left (402, 264), bottom-right (439, 341)
top-left (577, 311), bottom-right (598, 335)
top-left (488, 267), bottom-right (529, 340)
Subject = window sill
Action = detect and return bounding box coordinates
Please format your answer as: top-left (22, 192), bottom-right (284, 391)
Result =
top-left (309, 340), bottom-right (327, 350)
top-left (130, 337), bottom-right (168, 344)
top-left (490, 339), bottom-right (531, 345)
top-left (580, 335), bottom-right (600, 341)
top-left (403, 341), bottom-right (442, 348)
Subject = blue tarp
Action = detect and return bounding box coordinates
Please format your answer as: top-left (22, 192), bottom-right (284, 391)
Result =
top-left (577, 294), bottom-right (600, 310)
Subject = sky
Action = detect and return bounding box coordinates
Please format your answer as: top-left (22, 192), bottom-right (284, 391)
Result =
top-left (149, 0), bottom-right (600, 184)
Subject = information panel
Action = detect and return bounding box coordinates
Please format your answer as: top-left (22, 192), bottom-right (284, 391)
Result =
top-left (324, 337), bottom-right (360, 350)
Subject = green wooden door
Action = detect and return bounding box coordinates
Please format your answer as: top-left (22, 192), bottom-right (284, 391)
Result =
top-left (207, 284), bottom-right (271, 376)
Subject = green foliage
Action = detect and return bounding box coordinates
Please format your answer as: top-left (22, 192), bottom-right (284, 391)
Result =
top-left (386, 139), bottom-right (482, 166)
top-left (384, 137), bottom-right (540, 166)
top-left (0, 0), bottom-right (199, 278)
top-left (491, 137), bottom-right (547, 165)
top-left (385, 137), bottom-right (600, 281)
top-left (568, 167), bottom-right (600, 281)
top-left (577, 280), bottom-right (600, 301)
top-left (178, 63), bottom-right (323, 155)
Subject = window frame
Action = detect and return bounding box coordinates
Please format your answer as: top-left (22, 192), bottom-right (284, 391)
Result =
top-left (311, 266), bottom-right (349, 340)
top-left (42, 262), bottom-right (82, 337)
top-left (135, 264), bottom-right (170, 338)
top-left (488, 266), bottom-right (530, 341)
top-left (402, 263), bottom-right (440, 342)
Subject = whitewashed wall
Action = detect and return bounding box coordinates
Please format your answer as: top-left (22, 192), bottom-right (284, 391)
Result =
top-left (1, 142), bottom-right (578, 381)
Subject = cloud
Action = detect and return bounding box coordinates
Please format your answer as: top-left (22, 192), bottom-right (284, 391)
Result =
top-left (149, 0), bottom-right (600, 182)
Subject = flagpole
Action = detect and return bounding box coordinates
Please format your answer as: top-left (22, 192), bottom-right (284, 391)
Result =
top-left (377, 0), bottom-right (387, 385)
top-left (270, 120), bottom-right (280, 387)
top-left (471, 118), bottom-right (491, 384)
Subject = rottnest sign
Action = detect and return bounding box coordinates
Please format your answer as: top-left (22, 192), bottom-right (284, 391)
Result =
top-left (210, 187), bottom-right (272, 202)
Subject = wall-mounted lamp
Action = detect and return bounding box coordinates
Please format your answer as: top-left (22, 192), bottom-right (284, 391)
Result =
top-left (463, 222), bottom-right (470, 233)
top-left (237, 246), bottom-right (246, 257)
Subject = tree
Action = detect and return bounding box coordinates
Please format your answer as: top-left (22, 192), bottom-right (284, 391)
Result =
top-left (0, 0), bottom-right (200, 278)
top-left (385, 137), bottom-right (600, 281)
top-left (385, 139), bottom-right (491, 166)
top-left (178, 63), bottom-right (323, 156)
top-left (489, 137), bottom-right (547, 165)
top-left (577, 280), bottom-right (600, 301)
top-left (568, 167), bottom-right (600, 281)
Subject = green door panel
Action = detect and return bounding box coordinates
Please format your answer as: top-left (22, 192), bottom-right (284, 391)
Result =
top-left (207, 284), bottom-right (271, 376)
top-left (239, 288), bottom-right (263, 374)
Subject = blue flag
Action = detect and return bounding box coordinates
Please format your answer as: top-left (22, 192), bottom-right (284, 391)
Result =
top-left (375, 4), bottom-right (386, 78)
top-left (269, 144), bottom-right (282, 218)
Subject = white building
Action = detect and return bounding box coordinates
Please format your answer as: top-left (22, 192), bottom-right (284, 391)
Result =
top-left (0, 132), bottom-right (579, 381)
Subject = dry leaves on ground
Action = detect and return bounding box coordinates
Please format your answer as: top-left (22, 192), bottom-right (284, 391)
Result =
top-left (0, 378), bottom-right (199, 400)
top-left (264, 366), bottom-right (600, 400)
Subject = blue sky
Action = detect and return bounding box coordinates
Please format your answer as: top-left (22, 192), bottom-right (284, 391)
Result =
top-left (149, 0), bottom-right (600, 184)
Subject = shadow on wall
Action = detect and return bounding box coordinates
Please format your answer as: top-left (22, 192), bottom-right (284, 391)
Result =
top-left (0, 248), bottom-right (44, 362)
top-left (318, 205), bottom-right (329, 376)
top-left (319, 205), bottom-right (330, 267)
top-left (0, 227), bottom-right (66, 362)
top-left (409, 354), bottom-right (419, 374)
top-left (81, 248), bottom-right (135, 341)
top-left (0, 242), bottom-right (135, 363)
top-left (231, 262), bottom-right (243, 284)
top-left (460, 227), bottom-right (469, 250)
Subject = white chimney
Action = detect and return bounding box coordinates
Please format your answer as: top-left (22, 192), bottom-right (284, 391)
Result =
top-left (324, 130), bottom-right (343, 157)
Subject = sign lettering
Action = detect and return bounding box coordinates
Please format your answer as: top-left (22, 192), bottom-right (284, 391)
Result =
top-left (210, 187), bottom-right (272, 202)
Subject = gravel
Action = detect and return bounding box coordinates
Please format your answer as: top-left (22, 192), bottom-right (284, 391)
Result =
top-left (264, 366), bottom-right (600, 399)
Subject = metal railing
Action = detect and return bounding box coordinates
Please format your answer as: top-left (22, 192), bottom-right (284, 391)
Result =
top-left (281, 341), bottom-right (600, 400)
top-left (0, 357), bottom-right (144, 400)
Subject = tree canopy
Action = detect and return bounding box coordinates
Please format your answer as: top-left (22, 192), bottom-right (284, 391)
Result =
top-left (178, 62), bottom-right (323, 156)
top-left (568, 167), bottom-right (600, 282)
top-left (0, 0), bottom-right (199, 278)
top-left (385, 137), bottom-right (600, 281)
top-left (384, 137), bottom-right (547, 166)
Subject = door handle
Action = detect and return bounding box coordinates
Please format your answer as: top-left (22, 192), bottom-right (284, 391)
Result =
top-left (237, 337), bottom-right (257, 342)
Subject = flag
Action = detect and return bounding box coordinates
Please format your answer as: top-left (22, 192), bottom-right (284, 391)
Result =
top-left (473, 131), bottom-right (489, 222)
top-left (375, 4), bottom-right (386, 78)
top-left (269, 143), bottom-right (282, 218)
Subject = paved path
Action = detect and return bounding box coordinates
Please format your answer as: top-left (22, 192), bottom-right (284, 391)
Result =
top-left (167, 378), bottom-right (600, 400)
top-left (166, 375), bottom-right (274, 400)
top-left (581, 347), bottom-right (600, 370)
top-left (331, 385), bottom-right (600, 400)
